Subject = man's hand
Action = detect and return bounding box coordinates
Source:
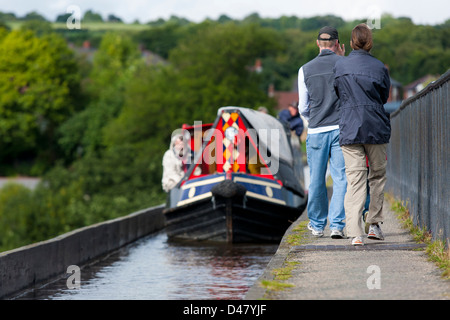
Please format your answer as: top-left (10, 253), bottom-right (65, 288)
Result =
top-left (336, 43), bottom-right (345, 56)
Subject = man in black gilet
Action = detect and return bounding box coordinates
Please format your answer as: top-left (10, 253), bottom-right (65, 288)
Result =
top-left (298, 26), bottom-right (347, 238)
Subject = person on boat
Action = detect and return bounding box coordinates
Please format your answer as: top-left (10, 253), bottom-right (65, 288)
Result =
top-left (278, 102), bottom-right (304, 138)
top-left (257, 106), bottom-right (269, 114)
top-left (298, 26), bottom-right (347, 239)
top-left (162, 134), bottom-right (186, 192)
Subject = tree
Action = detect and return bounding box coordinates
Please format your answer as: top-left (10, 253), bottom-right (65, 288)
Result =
top-left (147, 18), bottom-right (166, 27)
top-left (0, 30), bottom-right (81, 173)
top-left (56, 13), bottom-right (71, 23)
top-left (58, 32), bottom-right (140, 159)
top-left (243, 13), bottom-right (262, 24)
top-left (83, 10), bottom-right (103, 22)
top-left (218, 15), bottom-right (233, 24)
top-left (22, 11), bottom-right (47, 21)
top-left (107, 14), bottom-right (123, 23)
top-left (299, 15), bottom-right (345, 31)
top-left (372, 18), bottom-right (450, 84)
top-left (102, 64), bottom-right (182, 150)
top-left (20, 19), bottom-right (53, 37)
top-left (136, 23), bottom-right (183, 59)
top-left (0, 21), bottom-right (10, 31)
top-left (258, 28), bottom-right (318, 91)
top-left (0, 183), bottom-right (33, 251)
top-left (169, 23), bottom-right (280, 122)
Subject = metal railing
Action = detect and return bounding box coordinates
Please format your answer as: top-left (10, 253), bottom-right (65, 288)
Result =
top-left (386, 70), bottom-right (449, 245)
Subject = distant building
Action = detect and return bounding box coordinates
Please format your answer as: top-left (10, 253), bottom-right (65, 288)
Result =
top-left (388, 78), bottom-right (403, 102)
top-left (268, 83), bottom-right (307, 142)
top-left (248, 59), bottom-right (263, 73)
top-left (384, 77), bottom-right (403, 113)
top-left (70, 41), bottom-right (166, 66)
top-left (403, 74), bottom-right (440, 99)
top-left (268, 84), bottom-right (298, 111)
top-left (69, 40), bottom-right (96, 62)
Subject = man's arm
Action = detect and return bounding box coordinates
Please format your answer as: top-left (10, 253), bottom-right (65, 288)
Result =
top-left (298, 67), bottom-right (310, 121)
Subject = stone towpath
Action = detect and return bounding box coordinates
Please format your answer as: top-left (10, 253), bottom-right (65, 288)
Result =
top-left (245, 197), bottom-right (450, 300)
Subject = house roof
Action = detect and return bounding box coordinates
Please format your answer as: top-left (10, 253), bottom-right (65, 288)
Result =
top-left (404, 74), bottom-right (439, 90)
top-left (272, 91), bottom-right (298, 110)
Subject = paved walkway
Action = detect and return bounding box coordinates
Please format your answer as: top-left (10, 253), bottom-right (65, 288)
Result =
top-left (245, 197), bottom-right (450, 300)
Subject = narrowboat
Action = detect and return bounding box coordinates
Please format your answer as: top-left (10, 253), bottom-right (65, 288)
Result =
top-left (163, 107), bottom-right (307, 243)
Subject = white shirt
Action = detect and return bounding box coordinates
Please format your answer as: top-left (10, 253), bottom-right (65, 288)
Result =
top-left (298, 66), bottom-right (339, 134)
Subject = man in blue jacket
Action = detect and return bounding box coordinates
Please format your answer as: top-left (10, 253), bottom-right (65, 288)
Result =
top-left (278, 102), bottom-right (304, 137)
top-left (298, 26), bottom-right (347, 238)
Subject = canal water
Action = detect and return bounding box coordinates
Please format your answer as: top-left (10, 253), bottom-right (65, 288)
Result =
top-left (16, 231), bottom-right (277, 300)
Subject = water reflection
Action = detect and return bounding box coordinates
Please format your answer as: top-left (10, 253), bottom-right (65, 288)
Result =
top-left (17, 231), bottom-right (276, 300)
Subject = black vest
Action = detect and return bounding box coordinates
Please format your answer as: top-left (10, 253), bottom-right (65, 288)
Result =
top-left (301, 49), bottom-right (342, 129)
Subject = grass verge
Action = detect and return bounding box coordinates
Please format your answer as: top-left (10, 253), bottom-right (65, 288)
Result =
top-left (260, 279), bottom-right (294, 292)
top-left (259, 220), bottom-right (311, 298)
top-left (387, 193), bottom-right (450, 279)
top-left (272, 261), bottom-right (300, 281)
top-left (285, 220), bottom-right (310, 246)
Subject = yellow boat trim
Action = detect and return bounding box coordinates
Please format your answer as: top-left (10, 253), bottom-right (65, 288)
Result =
top-left (177, 192), bottom-right (213, 207)
top-left (246, 191), bottom-right (286, 205)
top-left (233, 176), bottom-right (282, 189)
top-left (181, 176), bottom-right (225, 190)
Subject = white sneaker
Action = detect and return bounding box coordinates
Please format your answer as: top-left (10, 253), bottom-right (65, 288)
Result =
top-left (307, 222), bottom-right (324, 237)
top-left (330, 229), bottom-right (345, 239)
top-left (351, 236), bottom-right (364, 246)
top-left (368, 224), bottom-right (384, 240)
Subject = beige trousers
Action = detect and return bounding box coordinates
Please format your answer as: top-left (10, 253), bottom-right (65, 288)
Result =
top-left (341, 144), bottom-right (387, 237)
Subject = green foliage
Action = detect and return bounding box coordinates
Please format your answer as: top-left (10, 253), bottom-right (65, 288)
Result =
top-left (136, 23), bottom-right (185, 59)
top-left (58, 32), bottom-right (141, 159)
top-left (55, 13), bottom-right (71, 23)
top-left (388, 194), bottom-right (450, 279)
top-left (0, 12), bottom-right (17, 22)
top-left (103, 64), bottom-right (180, 148)
top-left (170, 23), bottom-right (279, 121)
top-left (372, 18), bottom-right (450, 84)
top-left (20, 19), bottom-right (53, 36)
top-left (260, 28), bottom-right (318, 91)
top-left (83, 10), bottom-right (103, 23)
top-left (0, 183), bottom-right (34, 251)
top-left (0, 30), bottom-right (81, 173)
top-left (299, 15), bottom-right (346, 31)
top-left (22, 11), bottom-right (47, 22)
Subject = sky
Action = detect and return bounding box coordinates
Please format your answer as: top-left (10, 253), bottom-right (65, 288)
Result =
top-left (1, 0), bottom-right (449, 25)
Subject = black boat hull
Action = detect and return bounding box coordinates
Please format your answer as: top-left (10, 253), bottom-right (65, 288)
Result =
top-left (164, 193), bottom-right (305, 243)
